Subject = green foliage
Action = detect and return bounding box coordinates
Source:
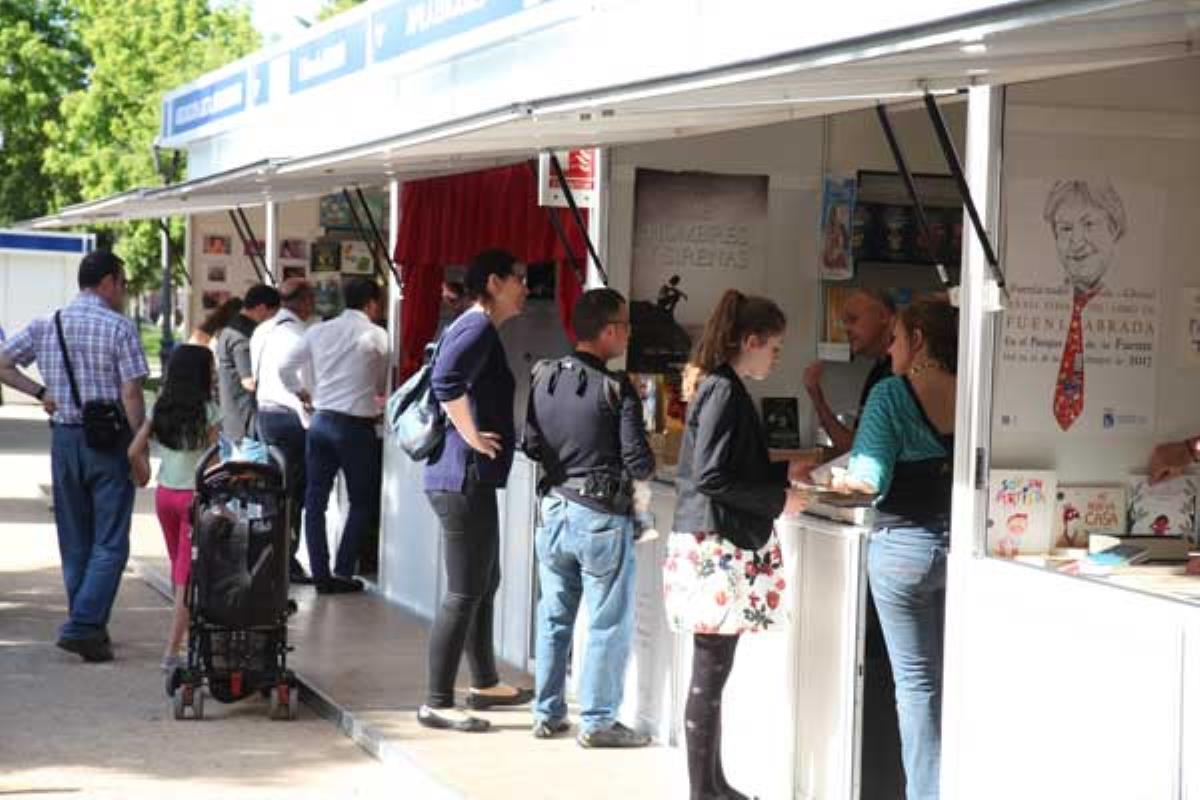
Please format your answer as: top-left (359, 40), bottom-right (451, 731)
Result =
top-left (0, 0), bottom-right (87, 225)
top-left (317, 0), bottom-right (367, 23)
top-left (42, 0), bottom-right (260, 293)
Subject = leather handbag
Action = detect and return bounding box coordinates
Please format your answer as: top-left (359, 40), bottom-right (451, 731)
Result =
top-left (386, 334), bottom-right (447, 462)
top-left (54, 311), bottom-right (129, 451)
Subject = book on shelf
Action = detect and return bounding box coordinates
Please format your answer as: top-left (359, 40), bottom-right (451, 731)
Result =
top-left (1088, 534), bottom-right (1191, 562)
top-left (1075, 543), bottom-right (1151, 576)
top-left (987, 469), bottom-right (1057, 557)
top-left (1052, 485), bottom-right (1126, 549)
top-left (761, 396), bottom-right (800, 450)
top-left (1126, 474), bottom-right (1197, 536)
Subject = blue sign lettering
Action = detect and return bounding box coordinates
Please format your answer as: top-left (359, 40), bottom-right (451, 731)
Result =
top-left (289, 21), bottom-right (368, 94)
top-left (372, 0), bottom-right (541, 62)
top-left (252, 61), bottom-right (271, 106)
top-left (166, 72), bottom-right (247, 137)
top-left (0, 232), bottom-right (89, 254)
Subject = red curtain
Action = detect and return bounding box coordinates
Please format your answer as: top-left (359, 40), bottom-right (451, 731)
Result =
top-left (394, 162), bottom-right (588, 379)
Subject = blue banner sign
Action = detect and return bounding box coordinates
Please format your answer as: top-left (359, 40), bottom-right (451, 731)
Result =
top-left (372, 0), bottom-right (539, 62)
top-left (0, 232), bottom-right (90, 254)
top-left (289, 21), bottom-right (368, 95)
top-left (163, 71), bottom-right (247, 137)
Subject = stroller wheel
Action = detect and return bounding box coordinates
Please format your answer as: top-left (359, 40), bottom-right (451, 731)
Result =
top-left (288, 683), bottom-right (299, 720)
top-left (269, 683), bottom-right (298, 721)
top-left (193, 687), bottom-right (206, 721)
top-left (165, 667), bottom-right (183, 698)
top-left (171, 689), bottom-right (186, 720)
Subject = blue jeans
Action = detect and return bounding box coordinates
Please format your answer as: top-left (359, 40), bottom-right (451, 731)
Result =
top-left (867, 526), bottom-right (949, 800)
top-left (50, 425), bottom-right (134, 641)
top-left (304, 411), bottom-right (381, 581)
top-left (257, 408), bottom-right (306, 562)
top-left (534, 493), bottom-right (636, 733)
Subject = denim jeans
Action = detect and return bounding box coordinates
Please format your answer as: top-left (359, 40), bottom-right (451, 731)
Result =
top-left (304, 411), bottom-right (381, 581)
top-left (257, 408), bottom-right (306, 563)
top-left (50, 424), bottom-right (134, 641)
top-left (534, 493), bottom-right (636, 733)
top-left (867, 525), bottom-right (949, 800)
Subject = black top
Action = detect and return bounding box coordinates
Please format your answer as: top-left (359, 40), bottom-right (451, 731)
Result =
top-left (875, 377), bottom-right (955, 533)
top-left (425, 310), bottom-right (516, 492)
top-left (859, 355), bottom-right (893, 414)
top-left (522, 351), bottom-right (655, 512)
top-left (672, 364), bottom-right (789, 551)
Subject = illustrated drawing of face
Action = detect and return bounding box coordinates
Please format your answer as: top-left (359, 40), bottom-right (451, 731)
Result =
top-left (1044, 180), bottom-right (1126, 294)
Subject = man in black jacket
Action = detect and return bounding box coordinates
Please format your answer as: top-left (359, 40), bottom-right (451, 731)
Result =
top-left (523, 288), bottom-right (654, 748)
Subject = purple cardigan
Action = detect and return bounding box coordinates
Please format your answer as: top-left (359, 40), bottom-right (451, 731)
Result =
top-left (423, 311), bottom-right (516, 493)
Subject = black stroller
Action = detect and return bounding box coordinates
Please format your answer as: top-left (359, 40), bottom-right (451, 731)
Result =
top-left (168, 444), bottom-right (298, 721)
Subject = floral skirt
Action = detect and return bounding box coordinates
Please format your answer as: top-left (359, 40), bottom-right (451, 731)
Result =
top-left (662, 531), bottom-right (789, 635)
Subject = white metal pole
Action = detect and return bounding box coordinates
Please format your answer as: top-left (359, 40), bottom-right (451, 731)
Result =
top-left (940, 83), bottom-right (1005, 800)
top-left (265, 200), bottom-right (279, 285)
top-left (587, 148), bottom-right (608, 290)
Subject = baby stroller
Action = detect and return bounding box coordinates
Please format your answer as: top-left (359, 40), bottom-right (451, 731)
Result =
top-left (168, 444), bottom-right (298, 721)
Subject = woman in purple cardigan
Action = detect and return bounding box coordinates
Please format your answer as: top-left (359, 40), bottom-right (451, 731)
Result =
top-left (418, 249), bottom-right (533, 733)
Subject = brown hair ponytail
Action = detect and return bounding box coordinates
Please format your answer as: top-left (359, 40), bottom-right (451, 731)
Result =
top-left (691, 289), bottom-right (787, 375)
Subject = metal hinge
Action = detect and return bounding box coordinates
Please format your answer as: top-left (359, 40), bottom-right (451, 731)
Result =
top-left (974, 447), bottom-right (989, 492)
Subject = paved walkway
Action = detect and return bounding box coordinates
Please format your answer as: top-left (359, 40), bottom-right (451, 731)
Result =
top-left (0, 406), bottom-right (399, 799)
top-left (0, 403), bottom-right (684, 799)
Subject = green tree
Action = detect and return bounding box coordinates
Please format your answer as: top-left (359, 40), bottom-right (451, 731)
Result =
top-left (317, 0), bottom-right (366, 22)
top-left (43, 0), bottom-right (259, 294)
top-left (0, 0), bottom-right (87, 225)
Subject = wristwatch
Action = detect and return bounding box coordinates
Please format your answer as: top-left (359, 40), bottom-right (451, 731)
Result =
top-left (35, 386), bottom-right (45, 401)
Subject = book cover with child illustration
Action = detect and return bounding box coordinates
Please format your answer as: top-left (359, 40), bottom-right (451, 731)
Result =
top-left (987, 470), bottom-right (1058, 557)
top-left (1053, 485), bottom-right (1126, 549)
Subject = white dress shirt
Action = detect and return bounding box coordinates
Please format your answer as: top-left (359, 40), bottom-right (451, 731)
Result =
top-left (280, 308), bottom-right (388, 419)
top-left (250, 308), bottom-right (311, 423)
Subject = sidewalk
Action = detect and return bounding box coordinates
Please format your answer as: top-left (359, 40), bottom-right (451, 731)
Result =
top-left (0, 403), bottom-right (685, 799)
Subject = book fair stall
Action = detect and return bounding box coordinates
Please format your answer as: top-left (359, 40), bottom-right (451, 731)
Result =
top-left (22, 1), bottom-right (1200, 797)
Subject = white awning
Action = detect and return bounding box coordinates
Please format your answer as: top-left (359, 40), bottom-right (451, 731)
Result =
top-left (26, 0), bottom-right (1198, 229)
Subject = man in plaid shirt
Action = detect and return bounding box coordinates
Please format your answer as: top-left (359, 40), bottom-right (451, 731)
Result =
top-left (0, 251), bottom-right (148, 663)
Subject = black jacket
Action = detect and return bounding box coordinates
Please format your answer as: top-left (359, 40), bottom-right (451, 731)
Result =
top-left (522, 352), bottom-right (655, 511)
top-left (672, 364), bottom-right (788, 550)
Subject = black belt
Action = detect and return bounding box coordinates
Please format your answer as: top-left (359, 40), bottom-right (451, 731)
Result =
top-left (555, 474), bottom-right (632, 514)
top-left (316, 409), bottom-right (375, 424)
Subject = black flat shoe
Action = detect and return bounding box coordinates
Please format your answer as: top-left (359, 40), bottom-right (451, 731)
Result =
top-left (289, 568), bottom-right (314, 585)
top-left (56, 636), bottom-right (113, 663)
top-left (315, 576), bottom-right (363, 595)
top-left (417, 705), bottom-right (490, 733)
top-left (465, 686), bottom-right (534, 710)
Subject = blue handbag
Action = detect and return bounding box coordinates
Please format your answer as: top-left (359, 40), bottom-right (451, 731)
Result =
top-left (385, 334), bottom-right (446, 461)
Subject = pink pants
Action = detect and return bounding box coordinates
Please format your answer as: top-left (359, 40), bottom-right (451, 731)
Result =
top-left (155, 486), bottom-right (194, 587)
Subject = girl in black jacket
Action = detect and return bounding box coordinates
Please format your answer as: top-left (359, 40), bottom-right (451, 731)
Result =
top-left (665, 290), bottom-right (808, 799)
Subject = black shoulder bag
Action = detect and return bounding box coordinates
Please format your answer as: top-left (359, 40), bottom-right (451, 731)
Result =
top-left (54, 311), bottom-right (129, 450)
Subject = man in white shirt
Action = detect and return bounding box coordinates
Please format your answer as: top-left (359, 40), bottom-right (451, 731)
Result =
top-left (280, 277), bottom-right (389, 594)
top-left (251, 278), bottom-right (316, 585)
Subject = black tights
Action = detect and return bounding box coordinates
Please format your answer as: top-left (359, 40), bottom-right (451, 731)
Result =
top-left (686, 634), bottom-right (746, 800)
top-left (424, 484), bottom-right (501, 708)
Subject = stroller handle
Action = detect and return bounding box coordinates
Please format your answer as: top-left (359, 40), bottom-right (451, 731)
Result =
top-left (194, 442), bottom-right (290, 491)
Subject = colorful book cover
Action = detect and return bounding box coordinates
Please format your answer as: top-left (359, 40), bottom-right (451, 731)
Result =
top-left (987, 470), bottom-right (1058, 557)
top-left (1126, 474), bottom-right (1196, 536)
top-left (340, 240), bottom-right (374, 275)
top-left (818, 175), bottom-right (856, 280)
top-left (824, 285), bottom-right (852, 343)
top-left (1053, 485), bottom-right (1126, 549)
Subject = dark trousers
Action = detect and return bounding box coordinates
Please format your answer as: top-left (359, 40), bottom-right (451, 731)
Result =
top-left (686, 633), bottom-right (741, 800)
top-left (304, 411), bottom-right (381, 582)
top-left (424, 480), bottom-right (501, 708)
top-left (256, 408), bottom-right (306, 567)
top-left (50, 425), bottom-right (134, 641)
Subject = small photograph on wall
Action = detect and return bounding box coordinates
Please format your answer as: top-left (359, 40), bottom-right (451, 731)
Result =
top-left (201, 289), bottom-right (232, 310)
top-left (205, 265), bottom-right (227, 284)
top-left (313, 276), bottom-right (343, 318)
top-left (282, 265), bottom-right (307, 281)
top-left (311, 241), bottom-right (341, 273)
top-left (280, 238), bottom-right (308, 262)
top-left (202, 235), bottom-right (232, 256)
top-left (819, 175), bottom-right (856, 280)
top-left (340, 240), bottom-right (374, 275)
top-left (241, 239), bottom-right (265, 257)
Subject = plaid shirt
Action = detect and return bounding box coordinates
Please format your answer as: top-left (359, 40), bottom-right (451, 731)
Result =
top-left (1, 292), bottom-right (148, 424)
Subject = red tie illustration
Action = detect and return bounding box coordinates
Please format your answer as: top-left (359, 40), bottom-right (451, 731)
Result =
top-left (1053, 288), bottom-right (1099, 431)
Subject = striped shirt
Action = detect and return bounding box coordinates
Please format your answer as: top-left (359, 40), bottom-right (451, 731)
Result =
top-left (848, 376), bottom-right (950, 498)
top-left (1, 292), bottom-right (148, 424)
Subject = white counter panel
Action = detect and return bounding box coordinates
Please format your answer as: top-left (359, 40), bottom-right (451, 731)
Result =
top-left (948, 557), bottom-right (1185, 800)
top-left (379, 437), bottom-right (444, 619)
